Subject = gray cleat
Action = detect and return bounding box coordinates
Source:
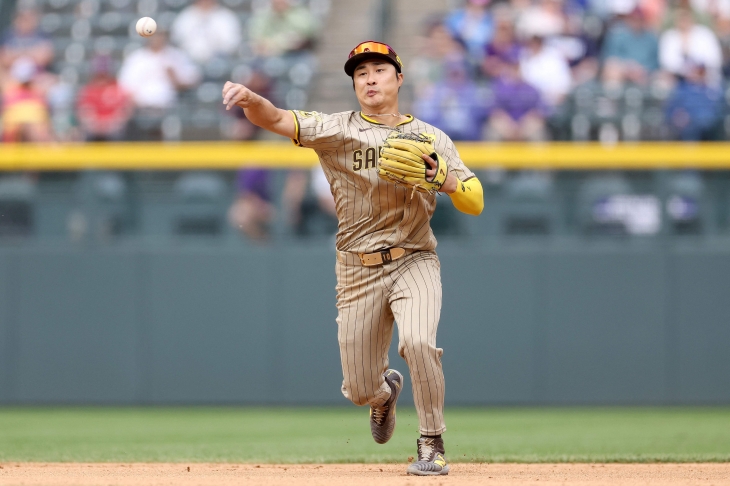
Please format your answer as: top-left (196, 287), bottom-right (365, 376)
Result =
top-left (406, 436), bottom-right (450, 476)
top-left (369, 369), bottom-right (403, 444)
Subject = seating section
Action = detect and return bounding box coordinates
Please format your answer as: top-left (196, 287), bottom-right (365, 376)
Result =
top-left (34, 0), bottom-right (330, 140)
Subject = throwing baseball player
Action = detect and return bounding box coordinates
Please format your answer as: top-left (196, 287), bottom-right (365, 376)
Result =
top-left (222, 41), bottom-right (483, 476)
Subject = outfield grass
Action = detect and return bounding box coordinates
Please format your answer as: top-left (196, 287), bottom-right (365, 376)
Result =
top-left (0, 407), bottom-right (728, 463)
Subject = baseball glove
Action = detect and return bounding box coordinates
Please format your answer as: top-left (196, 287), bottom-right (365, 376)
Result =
top-left (378, 131), bottom-right (449, 196)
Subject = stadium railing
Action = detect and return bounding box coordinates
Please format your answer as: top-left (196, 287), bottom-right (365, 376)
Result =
top-left (3, 141), bottom-right (730, 170)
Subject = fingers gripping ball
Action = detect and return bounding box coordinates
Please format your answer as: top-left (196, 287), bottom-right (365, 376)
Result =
top-left (378, 132), bottom-right (448, 196)
top-left (136, 17), bottom-right (157, 37)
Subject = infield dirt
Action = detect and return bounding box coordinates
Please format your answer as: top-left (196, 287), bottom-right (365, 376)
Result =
top-left (0, 463), bottom-right (728, 486)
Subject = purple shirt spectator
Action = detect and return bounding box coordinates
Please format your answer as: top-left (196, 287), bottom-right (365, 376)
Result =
top-left (484, 42), bottom-right (522, 78)
top-left (485, 43), bottom-right (521, 64)
top-left (236, 168), bottom-right (271, 202)
top-left (486, 58), bottom-right (548, 142)
top-left (491, 76), bottom-right (544, 121)
top-left (229, 168), bottom-right (275, 241)
top-left (482, 8), bottom-right (522, 79)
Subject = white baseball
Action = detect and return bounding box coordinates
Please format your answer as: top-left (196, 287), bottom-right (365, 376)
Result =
top-left (136, 17), bottom-right (157, 37)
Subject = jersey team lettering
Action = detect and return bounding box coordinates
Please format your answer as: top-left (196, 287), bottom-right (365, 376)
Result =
top-left (353, 147), bottom-right (380, 171)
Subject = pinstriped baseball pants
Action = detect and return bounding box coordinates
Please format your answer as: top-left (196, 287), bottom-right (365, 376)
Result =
top-left (335, 250), bottom-right (446, 436)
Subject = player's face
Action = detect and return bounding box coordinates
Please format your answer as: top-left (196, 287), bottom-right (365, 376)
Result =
top-left (353, 61), bottom-right (403, 110)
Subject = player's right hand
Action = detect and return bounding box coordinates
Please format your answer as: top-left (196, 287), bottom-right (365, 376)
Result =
top-left (222, 81), bottom-right (256, 111)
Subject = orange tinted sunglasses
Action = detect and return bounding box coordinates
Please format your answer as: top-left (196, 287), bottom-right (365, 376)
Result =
top-left (348, 41), bottom-right (394, 59)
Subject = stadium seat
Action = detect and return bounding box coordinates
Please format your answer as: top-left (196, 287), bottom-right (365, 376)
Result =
top-left (172, 171), bottom-right (230, 236)
top-left (500, 171), bottom-right (558, 236)
top-left (0, 176), bottom-right (36, 239)
top-left (74, 171), bottom-right (133, 241)
top-left (663, 171), bottom-right (708, 236)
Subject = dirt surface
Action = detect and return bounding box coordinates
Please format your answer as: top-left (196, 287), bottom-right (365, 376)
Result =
top-left (0, 463), bottom-right (728, 486)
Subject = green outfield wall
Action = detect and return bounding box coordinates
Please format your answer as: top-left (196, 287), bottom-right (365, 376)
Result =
top-left (0, 240), bottom-right (728, 405)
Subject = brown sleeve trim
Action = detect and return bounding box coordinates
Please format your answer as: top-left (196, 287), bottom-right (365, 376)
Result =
top-left (462, 175), bottom-right (476, 182)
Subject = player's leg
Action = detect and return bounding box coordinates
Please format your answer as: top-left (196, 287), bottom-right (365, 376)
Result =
top-left (336, 257), bottom-right (405, 444)
top-left (388, 252), bottom-right (445, 435)
top-left (335, 259), bottom-right (395, 408)
top-left (388, 251), bottom-right (449, 475)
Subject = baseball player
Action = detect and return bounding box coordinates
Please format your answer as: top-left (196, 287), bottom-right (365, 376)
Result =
top-left (222, 41), bottom-right (483, 476)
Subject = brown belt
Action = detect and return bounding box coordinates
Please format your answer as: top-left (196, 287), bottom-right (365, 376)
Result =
top-left (337, 247), bottom-right (407, 266)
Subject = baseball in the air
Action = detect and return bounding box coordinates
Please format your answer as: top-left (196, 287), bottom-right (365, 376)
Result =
top-left (136, 17), bottom-right (157, 37)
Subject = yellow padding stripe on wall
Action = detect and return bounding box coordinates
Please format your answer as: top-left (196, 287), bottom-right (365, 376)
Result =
top-left (0, 142), bottom-right (317, 170)
top-left (1, 142), bottom-right (730, 170)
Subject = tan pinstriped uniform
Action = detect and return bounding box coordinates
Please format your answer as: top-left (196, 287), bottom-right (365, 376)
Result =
top-left (291, 110), bottom-right (475, 436)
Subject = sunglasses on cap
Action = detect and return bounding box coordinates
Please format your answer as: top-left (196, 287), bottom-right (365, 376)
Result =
top-left (349, 41), bottom-right (395, 59)
top-left (345, 41), bottom-right (403, 76)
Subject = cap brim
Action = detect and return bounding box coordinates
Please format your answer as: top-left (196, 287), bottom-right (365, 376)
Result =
top-left (344, 52), bottom-right (401, 77)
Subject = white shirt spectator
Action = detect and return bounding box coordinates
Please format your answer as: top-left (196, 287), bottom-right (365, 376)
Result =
top-left (659, 24), bottom-right (722, 85)
top-left (118, 45), bottom-right (200, 108)
top-left (517, 6), bottom-right (565, 39)
top-left (171, 2), bottom-right (241, 64)
top-left (690, 0), bottom-right (730, 19)
top-left (520, 44), bottom-right (572, 106)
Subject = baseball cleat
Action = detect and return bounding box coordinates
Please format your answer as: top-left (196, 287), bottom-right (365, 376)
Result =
top-left (369, 369), bottom-right (403, 444)
top-left (406, 436), bottom-right (450, 476)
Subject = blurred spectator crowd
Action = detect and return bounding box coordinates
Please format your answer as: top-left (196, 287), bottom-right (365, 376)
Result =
top-left (411, 0), bottom-right (730, 142)
top-left (10, 0), bottom-right (730, 145)
top-left (0, 0), bottom-right (328, 143)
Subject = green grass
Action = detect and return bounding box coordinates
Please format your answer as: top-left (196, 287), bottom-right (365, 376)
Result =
top-left (0, 407), bottom-right (728, 463)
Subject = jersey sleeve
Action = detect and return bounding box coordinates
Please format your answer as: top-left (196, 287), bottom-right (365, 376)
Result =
top-left (434, 132), bottom-right (476, 182)
top-left (290, 110), bottom-right (342, 151)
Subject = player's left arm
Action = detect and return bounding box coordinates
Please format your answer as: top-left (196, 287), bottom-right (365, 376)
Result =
top-left (424, 138), bottom-right (484, 216)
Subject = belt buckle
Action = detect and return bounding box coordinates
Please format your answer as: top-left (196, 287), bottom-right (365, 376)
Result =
top-left (380, 249), bottom-right (392, 264)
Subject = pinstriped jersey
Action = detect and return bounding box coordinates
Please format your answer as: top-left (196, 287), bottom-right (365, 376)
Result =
top-left (291, 110), bottom-right (475, 253)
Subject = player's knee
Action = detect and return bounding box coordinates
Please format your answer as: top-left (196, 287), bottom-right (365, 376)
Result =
top-left (400, 337), bottom-right (433, 359)
top-left (350, 395), bottom-right (371, 407)
top-left (340, 382), bottom-right (370, 406)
